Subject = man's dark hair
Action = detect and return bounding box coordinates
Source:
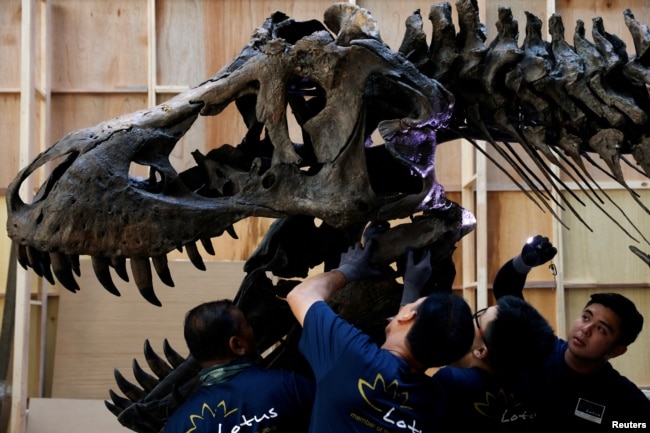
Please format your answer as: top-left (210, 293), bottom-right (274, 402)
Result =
top-left (484, 296), bottom-right (555, 376)
top-left (586, 293), bottom-right (644, 346)
top-left (407, 293), bottom-right (474, 367)
top-left (184, 299), bottom-right (241, 362)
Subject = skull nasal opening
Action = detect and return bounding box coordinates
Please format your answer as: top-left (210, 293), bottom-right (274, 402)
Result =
top-left (286, 77), bottom-right (326, 174)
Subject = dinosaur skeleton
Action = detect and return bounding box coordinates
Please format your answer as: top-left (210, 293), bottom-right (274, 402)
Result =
top-left (4, 1), bottom-right (650, 431)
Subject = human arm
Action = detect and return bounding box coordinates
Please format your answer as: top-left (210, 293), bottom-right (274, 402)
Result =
top-left (493, 235), bottom-right (557, 300)
top-left (287, 241), bottom-right (379, 326)
top-left (287, 270), bottom-right (347, 326)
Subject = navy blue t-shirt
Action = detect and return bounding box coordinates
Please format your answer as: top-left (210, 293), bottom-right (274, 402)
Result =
top-left (300, 301), bottom-right (448, 433)
top-left (163, 365), bottom-right (315, 433)
top-left (434, 365), bottom-right (545, 432)
top-left (539, 338), bottom-right (650, 431)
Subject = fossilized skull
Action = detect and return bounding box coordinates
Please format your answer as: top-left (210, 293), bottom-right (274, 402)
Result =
top-left (6, 3), bottom-right (474, 305)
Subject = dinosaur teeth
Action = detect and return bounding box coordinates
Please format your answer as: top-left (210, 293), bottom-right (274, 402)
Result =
top-left (91, 256), bottom-right (121, 297)
top-left (132, 358), bottom-right (159, 392)
top-left (24, 246), bottom-right (56, 285)
top-left (226, 225), bottom-right (239, 239)
top-left (151, 255), bottom-right (174, 287)
top-left (49, 252), bottom-right (80, 293)
top-left (106, 388), bottom-right (132, 411)
top-left (15, 243), bottom-right (29, 270)
top-left (113, 368), bottom-right (145, 401)
top-left (69, 254), bottom-right (81, 277)
top-left (143, 339), bottom-right (173, 378)
top-left (110, 256), bottom-right (130, 282)
top-left (163, 338), bottom-right (187, 368)
top-left (25, 246), bottom-right (44, 277)
top-left (200, 237), bottom-right (215, 255)
top-left (104, 397), bottom-right (123, 417)
top-left (129, 258), bottom-right (162, 307)
top-left (184, 242), bottom-right (206, 271)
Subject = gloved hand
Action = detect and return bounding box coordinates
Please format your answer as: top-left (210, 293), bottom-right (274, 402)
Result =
top-left (513, 235), bottom-right (557, 274)
top-left (363, 220), bottom-right (390, 244)
top-left (334, 240), bottom-right (381, 283)
top-left (401, 249), bottom-right (432, 305)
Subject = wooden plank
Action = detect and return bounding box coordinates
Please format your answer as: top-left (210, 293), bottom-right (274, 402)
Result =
top-left (51, 259), bottom-right (245, 399)
top-left (49, 93), bottom-right (148, 141)
top-left (0, 0), bottom-right (22, 89)
top-left (50, 0), bottom-right (148, 91)
top-left (486, 191), bottom-right (555, 282)
top-left (561, 189), bottom-right (650, 284)
top-left (0, 71), bottom-right (22, 189)
top-left (156, 0), bottom-right (207, 87)
top-left (27, 398), bottom-right (131, 433)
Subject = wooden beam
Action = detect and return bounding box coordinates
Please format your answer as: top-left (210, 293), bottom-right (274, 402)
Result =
top-left (12, 0), bottom-right (36, 430)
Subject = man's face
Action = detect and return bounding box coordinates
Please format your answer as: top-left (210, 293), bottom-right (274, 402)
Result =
top-left (567, 303), bottom-right (624, 361)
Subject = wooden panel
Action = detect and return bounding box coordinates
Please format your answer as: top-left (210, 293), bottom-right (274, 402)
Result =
top-left (27, 398), bottom-right (131, 433)
top-left (486, 191), bottom-right (555, 282)
top-left (156, 0), bottom-right (206, 87)
top-left (520, 287), bottom-right (557, 331)
top-left (50, 93), bottom-right (148, 141)
top-left (0, 0), bottom-right (21, 89)
top-left (562, 189), bottom-right (650, 284)
top-left (0, 0), bottom-right (21, 192)
top-left (565, 287), bottom-right (650, 387)
top-left (50, 0), bottom-right (148, 91)
top-left (1, 95), bottom-right (20, 193)
top-left (436, 140), bottom-right (463, 191)
top-left (51, 259), bottom-right (245, 399)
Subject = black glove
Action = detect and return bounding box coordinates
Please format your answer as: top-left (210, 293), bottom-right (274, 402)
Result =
top-left (401, 249), bottom-right (432, 305)
top-left (363, 220), bottom-right (390, 244)
top-left (513, 235), bottom-right (557, 274)
top-left (334, 240), bottom-right (381, 283)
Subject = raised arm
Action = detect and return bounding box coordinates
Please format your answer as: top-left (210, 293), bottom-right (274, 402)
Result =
top-left (493, 235), bottom-right (557, 300)
top-left (287, 240), bottom-right (379, 326)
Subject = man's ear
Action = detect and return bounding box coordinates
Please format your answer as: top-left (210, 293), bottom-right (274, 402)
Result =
top-left (396, 308), bottom-right (417, 323)
top-left (608, 344), bottom-right (627, 360)
top-left (229, 336), bottom-right (247, 356)
top-left (473, 344), bottom-right (488, 360)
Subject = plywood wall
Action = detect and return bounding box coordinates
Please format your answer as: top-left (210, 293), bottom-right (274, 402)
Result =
top-left (51, 259), bottom-right (244, 399)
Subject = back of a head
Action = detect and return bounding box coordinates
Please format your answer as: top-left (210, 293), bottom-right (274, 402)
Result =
top-left (184, 299), bottom-right (240, 363)
top-left (485, 296), bottom-right (555, 376)
top-left (407, 292), bottom-right (474, 367)
top-left (586, 293), bottom-right (644, 346)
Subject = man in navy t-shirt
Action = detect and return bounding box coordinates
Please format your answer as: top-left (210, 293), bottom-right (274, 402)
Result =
top-left (163, 299), bottom-right (315, 433)
top-left (287, 239), bottom-right (475, 433)
top-left (494, 236), bottom-right (650, 431)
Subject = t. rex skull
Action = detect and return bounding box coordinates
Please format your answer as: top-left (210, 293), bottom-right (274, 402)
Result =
top-left (6, 4), bottom-right (472, 305)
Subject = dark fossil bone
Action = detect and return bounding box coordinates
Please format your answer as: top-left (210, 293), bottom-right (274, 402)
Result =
top-left (4, 1), bottom-right (650, 432)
